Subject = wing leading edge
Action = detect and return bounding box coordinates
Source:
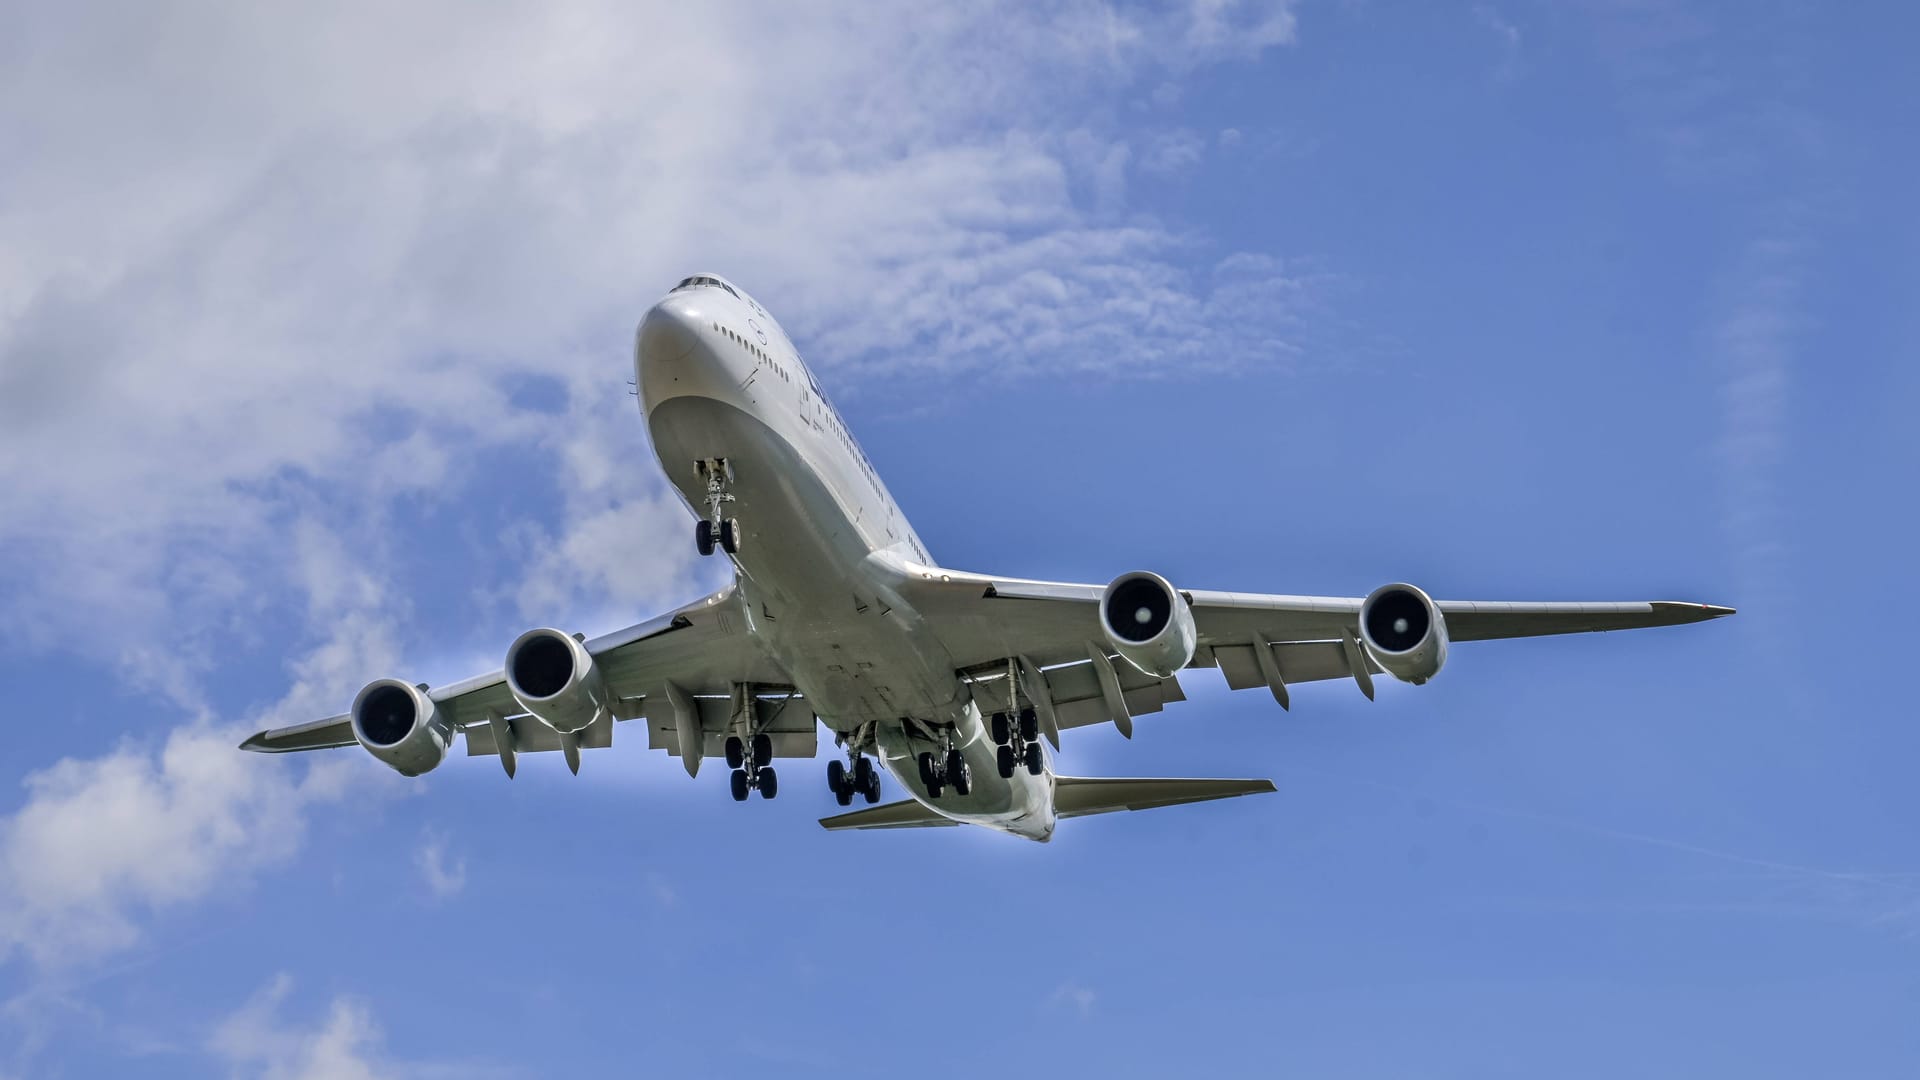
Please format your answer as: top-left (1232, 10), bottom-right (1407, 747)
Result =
top-left (238, 584), bottom-right (791, 763)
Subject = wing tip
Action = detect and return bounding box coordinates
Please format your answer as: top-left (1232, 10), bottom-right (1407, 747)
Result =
top-left (1653, 601), bottom-right (1737, 621)
top-left (238, 733), bottom-right (269, 753)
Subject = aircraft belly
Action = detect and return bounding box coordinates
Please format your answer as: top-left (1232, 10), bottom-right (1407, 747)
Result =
top-left (874, 709), bottom-right (1056, 841)
top-left (646, 394), bottom-right (963, 728)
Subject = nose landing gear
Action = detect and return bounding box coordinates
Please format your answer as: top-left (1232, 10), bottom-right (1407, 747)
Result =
top-left (693, 458), bottom-right (741, 556)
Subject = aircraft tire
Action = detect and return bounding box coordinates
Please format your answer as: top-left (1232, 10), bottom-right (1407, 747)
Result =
top-left (1018, 708), bottom-right (1039, 742)
top-left (758, 767), bottom-right (778, 799)
top-left (695, 520), bottom-right (716, 557)
top-left (752, 732), bottom-right (773, 765)
top-left (1024, 743), bottom-right (1043, 775)
top-left (729, 769), bottom-right (750, 801)
top-left (990, 712), bottom-right (1010, 745)
top-left (996, 745), bottom-right (1016, 779)
top-left (720, 518), bottom-right (741, 554)
top-left (724, 736), bottom-right (745, 771)
top-left (826, 758), bottom-right (846, 794)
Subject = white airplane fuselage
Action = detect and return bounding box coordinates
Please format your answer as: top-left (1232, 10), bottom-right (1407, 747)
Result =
top-left (635, 277), bottom-right (1057, 840)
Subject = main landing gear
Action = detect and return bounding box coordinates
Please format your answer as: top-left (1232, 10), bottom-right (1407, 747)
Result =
top-left (724, 731), bottom-right (776, 801)
top-left (826, 754), bottom-right (882, 806)
top-left (693, 458), bottom-right (741, 556)
top-left (916, 736), bottom-right (972, 799)
top-left (991, 708), bottom-right (1044, 779)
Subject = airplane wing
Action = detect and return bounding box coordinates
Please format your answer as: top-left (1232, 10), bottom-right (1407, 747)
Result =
top-left (893, 563), bottom-right (1732, 733)
top-left (240, 584), bottom-right (809, 769)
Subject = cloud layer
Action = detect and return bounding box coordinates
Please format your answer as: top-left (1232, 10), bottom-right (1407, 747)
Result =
top-left (0, 0), bottom-right (1310, 988)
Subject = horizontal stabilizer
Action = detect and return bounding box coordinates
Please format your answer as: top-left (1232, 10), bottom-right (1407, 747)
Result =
top-left (1052, 776), bottom-right (1275, 818)
top-left (818, 799), bottom-right (959, 831)
top-left (817, 776), bottom-right (1276, 832)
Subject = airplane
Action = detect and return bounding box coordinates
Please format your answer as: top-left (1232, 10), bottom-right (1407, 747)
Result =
top-left (241, 272), bottom-right (1735, 841)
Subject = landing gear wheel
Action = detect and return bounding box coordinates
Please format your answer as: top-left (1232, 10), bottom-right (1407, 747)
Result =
top-left (990, 712), bottom-right (1011, 745)
top-left (1024, 742), bottom-right (1044, 776)
top-left (719, 518), bottom-right (741, 554)
top-left (826, 759), bottom-right (846, 794)
top-left (835, 784), bottom-right (853, 806)
top-left (1018, 708), bottom-right (1039, 742)
top-left (757, 767), bottom-right (778, 799)
top-left (729, 769), bottom-right (750, 801)
top-left (917, 752), bottom-right (937, 787)
top-left (724, 736), bottom-right (745, 771)
top-left (752, 732), bottom-right (773, 764)
top-left (852, 756), bottom-right (874, 791)
top-left (996, 744), bottom-right (1017, 779)
top-left (950, 758), bottom-right (972, 796)
top-left (695, 519), bottom-right (716, 557)
top-left (862, 770), bottom-right (881, 804)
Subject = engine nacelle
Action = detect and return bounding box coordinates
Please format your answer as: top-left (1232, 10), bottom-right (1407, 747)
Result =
top-left (350, 679), bottom-right (454, 776)
top-left (1358, 583), bottom-right (1449, 684)
top-left (1099, 571), bottom-right (1198, 678)
top-left (504, 628), bottom-right (612, 734)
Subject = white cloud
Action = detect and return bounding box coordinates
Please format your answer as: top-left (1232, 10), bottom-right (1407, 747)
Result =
top-left (0, 0), bottom-right (1315, 988)
top-left (1137, 129), bottom-right (1209, 176)
top-left (413, 830), bottom-right (467, 901)
top-left (209, 976), bottom-right (401, 1080)
top-left (0, 516), bottom-right (403, 973)
top-left (1048, 981), bottom-right (1097, 1017)
top-left (0, 1), bottom-right (1314, 684)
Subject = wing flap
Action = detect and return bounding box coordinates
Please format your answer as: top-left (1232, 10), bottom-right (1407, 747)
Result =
top-left (1213, 641), bottom-right (1383, 691)
top-left (640, 694), bottom-right (819, 760)
top-left (1053, 776), bottom-right (1277, 818)
top-left (463, 712), bottom-right (614, 756)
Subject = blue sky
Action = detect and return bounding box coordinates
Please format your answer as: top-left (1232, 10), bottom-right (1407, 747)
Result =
top-left (2, 1), bottom-right (1917, 1076)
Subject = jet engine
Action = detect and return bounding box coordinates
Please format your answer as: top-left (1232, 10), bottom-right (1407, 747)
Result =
top-left (1099, 571), bottom-right (1197, 678)
top-left (350, 679), bottom-right (454, 776)
top-left (1357, 583), bottom-right (1449, 684)
top-left (504, 628), bottom-right (613, 734)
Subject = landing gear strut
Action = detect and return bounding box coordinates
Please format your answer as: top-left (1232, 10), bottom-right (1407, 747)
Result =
top-left (827, 754), bottom-right (881, 806)
top-left (694, 458), bottom-right (741, 556)
top-left (916, 731), bottom-right (971, 798)
top-left (991, 707), bottom-right (1044, 778)
top-left (724, 731), bottom-right (776, 801)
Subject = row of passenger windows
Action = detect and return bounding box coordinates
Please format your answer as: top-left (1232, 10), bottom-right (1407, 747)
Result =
top-left (708, 318), bottom-right (875, 492)
top-left (675, 275), bottom-right (739, 298)
top-left (716, 323), bottom-right (798, 384)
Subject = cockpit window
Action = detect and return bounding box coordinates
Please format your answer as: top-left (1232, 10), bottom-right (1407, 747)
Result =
top-left (671, 275), bottom-right (741, 299)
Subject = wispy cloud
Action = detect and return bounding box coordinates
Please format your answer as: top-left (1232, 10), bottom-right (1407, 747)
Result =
top-left (0, 519), bottom-right (401, 974)
top-left (209, 974), bottom-right (508, 1080)
top-left (1048, 981), bottom-right (1098, 1017)
top-left (0, 0), bottom-right (1317, 693)
top-left (414, 830), bottom-right (467, 902)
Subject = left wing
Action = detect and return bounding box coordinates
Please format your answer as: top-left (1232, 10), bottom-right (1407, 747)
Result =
top-left (241, 584), bottom-right (809, 769)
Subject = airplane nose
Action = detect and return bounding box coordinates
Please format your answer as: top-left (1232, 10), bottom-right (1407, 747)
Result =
top-left (637, 297), bottom-right (703, 364)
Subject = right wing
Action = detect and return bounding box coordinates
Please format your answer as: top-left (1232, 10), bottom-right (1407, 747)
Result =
top-left (890, 562), bottom-right (1731, 736)
top-left (240, 584), bottom-right (812, 766)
